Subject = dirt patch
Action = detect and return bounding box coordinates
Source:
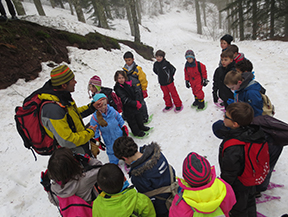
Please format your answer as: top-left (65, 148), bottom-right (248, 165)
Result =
top-left (0, 19), bottom-right (154, 89)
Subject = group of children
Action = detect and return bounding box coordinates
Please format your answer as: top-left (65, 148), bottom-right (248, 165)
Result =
top-left (39, 34), bottom-right (286, 217)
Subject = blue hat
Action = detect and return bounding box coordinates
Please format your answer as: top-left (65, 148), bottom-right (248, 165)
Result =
top-left (92, 93), bottom-right (107, 103)
top-left (185, 50), bottom-right (195, 59)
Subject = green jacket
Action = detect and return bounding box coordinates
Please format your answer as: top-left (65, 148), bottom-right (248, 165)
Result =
top-left (92, 187), bottom-right (156, 217)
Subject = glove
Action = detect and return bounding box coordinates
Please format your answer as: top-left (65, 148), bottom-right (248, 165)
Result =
top-left (96, 110), bottom-right (108, 127)
top-left (74, 153), bottom-right (90, 167)
top-left (95, 137), bottom-right (106, 151)
top-left (185, 80), bottom-right (190, 88)
top-left (202, 79), bottom-right (209, 87)
top-left (227, 98), bottom-right (234, 105)
top-left (40, 170), bottom-right (51, 192)
top-left (213, 92), bottom-right (218, 103)
top-left (90, 139), bottom-right (100, 157)
top-left (142, 90), bottom-right (148, 98)
top-left (121, 125), bottom-right (129, 137)
top-left (136, 101), bottom-right (142, 110)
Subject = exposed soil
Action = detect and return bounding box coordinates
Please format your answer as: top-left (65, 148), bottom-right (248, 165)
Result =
top-left (0, 19), bottom-right (154, 89)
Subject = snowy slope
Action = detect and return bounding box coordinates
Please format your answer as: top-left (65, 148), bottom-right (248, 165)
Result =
top-left (1, 2), bottom-right (288, 216)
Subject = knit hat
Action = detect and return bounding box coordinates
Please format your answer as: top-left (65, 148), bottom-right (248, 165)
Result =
top-left (182, 152), bottom-right (211, 187)
top-left (50, 65), bottom-right (74, 86)
top-left (185, 50), bottom-right (195, 59)
top-left (220, 34), bottom-right (233, 44)
top-left (89, 75), bottom-right (102, 88)
top-left (92, 93), bottom-right (107, 103)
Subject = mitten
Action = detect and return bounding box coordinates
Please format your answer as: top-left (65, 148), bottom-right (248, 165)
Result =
top-left (95, 137), bottom-right (106, 151)
top-left (74, 153), bottom-right (90, 167)
top-left (185, 80), bottom-right (190, 88)
top-left (202, 79), bottom-right (209, 87)
top-left (40, 170), bottom-right (51, 192)
top-left (96, 110), bottom-right (108, 127)
top-left (142, 90), bottom-right (148, 98)
top-left (121, 125), bottom-right (129, 137)
top-left (90, 139), bottom-right (100, 157)
top-left (213, 92), bottom-right (218, 103)
top-left (136, 101), bottom-right (142, 110)
top-left (227, 98), bottom-right (234, 105)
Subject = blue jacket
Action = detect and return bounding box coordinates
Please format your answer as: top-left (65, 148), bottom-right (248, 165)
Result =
top-left (90, 105), bottom-right (124, 155)
top-left (235, 72), bottom-right (263, 117)
top-left (129, 142), bottom-right (175, 215)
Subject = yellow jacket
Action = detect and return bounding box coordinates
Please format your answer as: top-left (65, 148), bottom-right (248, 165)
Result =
top-left (123, 62), bottom-right (148, 91)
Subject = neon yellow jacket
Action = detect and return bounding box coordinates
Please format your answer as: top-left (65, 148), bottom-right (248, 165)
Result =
top-left (92, 187), bottom-right (156, 217)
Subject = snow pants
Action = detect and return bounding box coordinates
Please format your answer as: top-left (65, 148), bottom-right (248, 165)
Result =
top-left (0, 0), bottom-right (16, 16)
top-left (126, 112), bottom-right (145, 136)
top-left (189, 79), bottom-right (204, 100)
top-left (135, 88), bottom-right (149, 122)
top-left (160, 82), bottom-right (182, 107)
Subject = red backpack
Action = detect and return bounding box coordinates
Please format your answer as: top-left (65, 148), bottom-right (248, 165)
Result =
top-left (222, 138), bottom-right (270, 186)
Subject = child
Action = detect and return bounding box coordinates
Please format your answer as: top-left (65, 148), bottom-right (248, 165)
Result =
top-left (123, 51), bottom-right (149, 123)
top-left (219, 34), bottom-right (233, 66)
top-left (224, 69), bottom-right (264, 117)
top-left (92, 163), bottom-right (156, 217)
top-left (88, 75), bottom-right (122, 113)
top-left (41, 148), bottom-right (102, 212)
top-left (212, 50), bottom-right (235, 108)
top-left (235, 58), bottom-right (253, 73)
top-left (90, 93), bottom-right (128, 164)
top-left (169, 152), bottom-right (236, 217)
top-left (113, 136), bottom-right (175, 217)
top-left (226, 44), bottom-right (245, 63)
top-left (153, 49), bottom-right (183, 112)
top-left (184, 49), bottom-right (208, 110)
top-left (213, 102), bottom-right (266, 217)
top-left (114, 70), bottom-right (150, 137)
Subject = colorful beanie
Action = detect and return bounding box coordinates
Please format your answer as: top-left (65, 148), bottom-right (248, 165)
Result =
top-left (89, 75), bottom-right (102, 88)
top-left (92, 93), bottom-right (107, 103)
top-left (50, 65), bottom-right (74, 86)
top-left (182, 152), bottom-right (211, 187)
top-left (220, 34), bottom-right (233, 44)
top-left (185, 50), bottom-right (195, 59)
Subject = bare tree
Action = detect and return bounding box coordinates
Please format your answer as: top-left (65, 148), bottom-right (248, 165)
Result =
top-left (50, 0), bottom-right (56, 8)
top-left (159, 0), bottom-right (164, 14)
top-left (201, 0), bottom-right (207, 26)
top-left (195, 0), bottom-right (202, 34)
top-left (72, 0), bottom-right (85, 23)
top-left (12, 0), bottom-right (26, 15)
top-left (92, 0), bottom-right (109, 28)
top-left (238, 0), bottom-right (244, 40)
top-left (129, 0), bottom-right (140, 42)
top-left (33, 0), bottom-right (46, 16)
top-left (67, 0), bottom-right (74, 15)
top-left (136, 0), bottom-right (142, 24)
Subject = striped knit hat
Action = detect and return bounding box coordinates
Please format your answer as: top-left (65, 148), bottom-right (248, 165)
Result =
top-left (50, 65), bottom-right (74, 86)
top-left (183, 152), bottom-right (211, 187)
top-left (185, 50), bottom-right (195, 59)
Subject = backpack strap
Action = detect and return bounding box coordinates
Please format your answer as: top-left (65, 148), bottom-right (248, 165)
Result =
top-left (222, 139), bottom-right (246, 157)
top-left (197, 61), bottom-right (203, 80)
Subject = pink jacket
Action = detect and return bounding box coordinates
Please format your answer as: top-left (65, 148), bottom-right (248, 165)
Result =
top-left (169, 166), bottom-right (236, 217)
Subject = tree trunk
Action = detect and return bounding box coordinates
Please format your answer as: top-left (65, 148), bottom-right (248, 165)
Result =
top-left (252, 0), bottom-right (257, 40)
top-left (94, 0), bottom-right (109, 28)
top-left (285, 0), bottom-right (288, 37)
top-left (129, 0), bottom-right (140, 42)
top-left (57, 0), bottom-right (65, 9)
top-left (67, 0), bottom-right (74, 15)
top-left (33, 0), bottom-right (46, 16)
top-left (72, 0), bottom-right (85, 23)
top-left (125, 0), bottom-right (135, 36)
top-left (195, 0), bottom-right (202, 34)
top-left (104, 2), bottom-right (113, 20)
top-left (159, 0), bottom-right (164, 14)
top-left (50, 0), bottom-right (56, 8)
top-left (238, 0), bottom-right (244, 40)
top-left (136, 0), bottom-right (141, 24)
top-left (202, 0), bottom-right (207, 27)
top-left (270, 0), bottom-right (275, 38)
top-left (12, 0), bottom-right (26, 15)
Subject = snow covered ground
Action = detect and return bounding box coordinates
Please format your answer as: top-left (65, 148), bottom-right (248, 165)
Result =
top-left (1, 2), bottom-right (288, 216)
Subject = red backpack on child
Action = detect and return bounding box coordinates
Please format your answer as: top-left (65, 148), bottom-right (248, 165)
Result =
top-left (222, 139), bottom-right (270, 186)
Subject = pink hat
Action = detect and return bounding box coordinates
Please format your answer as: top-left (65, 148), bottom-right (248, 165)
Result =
top-left (88, 75), bottom-right (102, 98)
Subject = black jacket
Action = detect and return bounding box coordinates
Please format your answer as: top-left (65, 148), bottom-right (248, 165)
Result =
top-left (153, 58), bottom-right (176, 86)
top-left (212, 61), bottom-right (235, 103)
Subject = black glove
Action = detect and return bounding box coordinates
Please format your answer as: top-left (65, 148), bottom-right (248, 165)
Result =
top-left (185, 80), bottom-right (190, 88)
top-left (40, 169), bottom-right (51, 192)
top-left (202, 79), bottom-right (209, 87)
top-left (74, 153), bottom-right (90, 167)
top-left (213, 92), bottom-right (218, 103)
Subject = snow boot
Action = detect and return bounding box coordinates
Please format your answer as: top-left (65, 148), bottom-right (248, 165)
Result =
top-left (197, 100), bottom-right (205, 110)
top-left (163, 105), bottom-right (173, 113)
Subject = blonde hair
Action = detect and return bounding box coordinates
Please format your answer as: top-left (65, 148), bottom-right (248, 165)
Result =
top-left (224, 70), bottom-right (243, 85)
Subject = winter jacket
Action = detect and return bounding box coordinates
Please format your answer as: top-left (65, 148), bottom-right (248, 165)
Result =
top-left (169, 166), bottom-right (236, 217)
top-left (123, 61), bottom-right (148, 91)
top-left (234, 53), bottom-right (245, 63)
top-left (40, 81), bottom-right (95, 154)
top-left (114, 81), bottom-right (140, 117)
top-left (235, 72), bottom-right (264, 117)
top-left (90, 105), bottom-right (124, 155)
top-left (217, 125), bottom-right (266, 192)
top-left (92, 187), bottom-right (156, 217)
top-left (129, 142), bottom-right (176, 215)
top-left (49, 158), bottom-right (102, 206)
top-left (153, 58), bottom-right (176, 86)
top-left (212, 61), bottom-right (235, 104)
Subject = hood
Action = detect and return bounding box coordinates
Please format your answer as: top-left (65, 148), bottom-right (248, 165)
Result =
top-left (51, 178), bottom-right (80, 198)
top-left (238, 72), bottom-right (255, 91)
top-left (130, 142), bottom-right (161, 177)
top-left (178, 167), bottom-right (227, 213)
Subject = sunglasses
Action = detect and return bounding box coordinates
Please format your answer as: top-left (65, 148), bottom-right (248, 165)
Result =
top-left (224, 113), bottom-right (234, 121)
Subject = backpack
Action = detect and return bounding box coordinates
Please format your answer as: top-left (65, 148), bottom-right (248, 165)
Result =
top-left (144, 164), bottom-right (179, 210)
top-left (252, 115), bottom-right (288, 146)
top-left (260, 92), bottom-right (275, 116)
top-left (222, 138), bottom-right (270, 186)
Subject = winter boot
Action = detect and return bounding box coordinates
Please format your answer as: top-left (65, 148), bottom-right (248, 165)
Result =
top-left (137, 131), bottom-right (146, 137)
top-left (141, 126), bottom-right (150, 131)
top-left (192, 96), bottom-right (199, 107)
top-left (197, 100), bottom-right (205, 110)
